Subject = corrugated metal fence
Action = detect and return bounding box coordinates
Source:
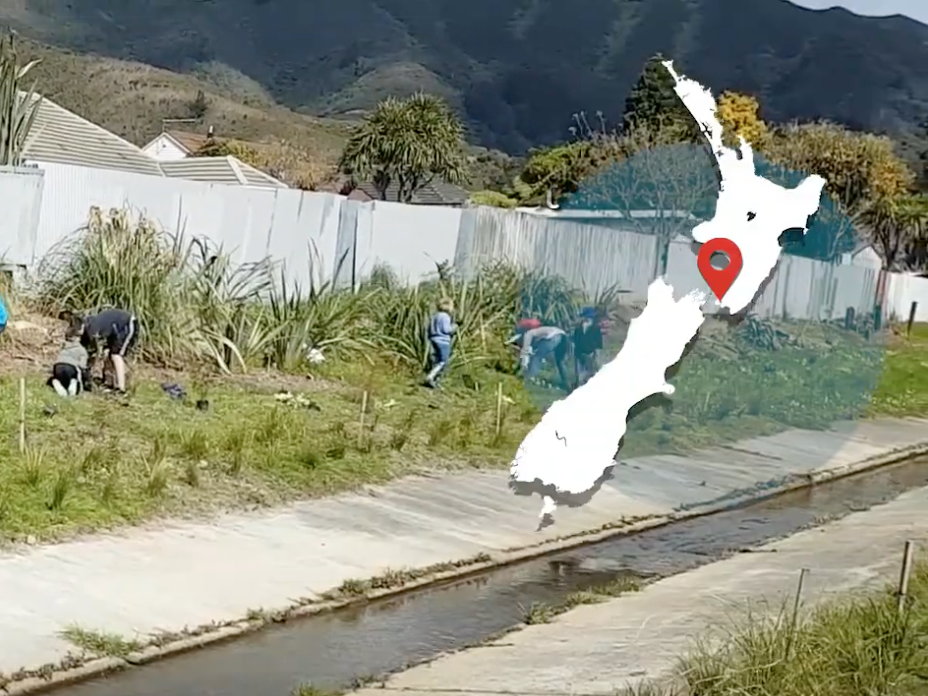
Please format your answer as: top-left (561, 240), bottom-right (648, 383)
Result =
top-left (1, 162), bottom-right (883, 322)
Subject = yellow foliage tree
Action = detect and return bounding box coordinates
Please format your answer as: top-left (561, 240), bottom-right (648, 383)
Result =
top-left (765, 122), bottom-right (913, 214)
top-left (716, 91), bottom-right (769, 149)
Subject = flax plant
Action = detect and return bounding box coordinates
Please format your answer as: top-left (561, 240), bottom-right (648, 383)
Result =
top-left (0, 33), bottom-right (42, 167)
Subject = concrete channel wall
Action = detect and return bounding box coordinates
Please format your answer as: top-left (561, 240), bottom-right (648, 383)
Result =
top-left (2, 417), bottom-right (928, 694)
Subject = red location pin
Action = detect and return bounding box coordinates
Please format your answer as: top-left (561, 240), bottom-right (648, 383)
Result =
top-left (697, 237), bottom-right (743, 301)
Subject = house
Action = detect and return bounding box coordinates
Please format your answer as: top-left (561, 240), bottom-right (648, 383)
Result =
top-left (841, 242), bottom-right (882, 269)
top-left (142, 127), bottom-right (225, 162)
top-left (17, 97), bottom-right (287, 188)
top-left (347, 180), bottom-right (469, 206)
top-left (23, 95), bottom-right (165, 177)
top-left (160, 156), bottom-right (288, 189)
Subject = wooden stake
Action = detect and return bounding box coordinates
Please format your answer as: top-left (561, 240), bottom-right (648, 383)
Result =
top-left (495, 383), bottom-right (503, 436)
top-left (358, 391), bottom-right (368, 448)
top-left (897, 540), bottom-right (915, 615)
top-left (18, 376), bottom-right (26, 454)
top-left (784, 567), bottom-right (809, 662)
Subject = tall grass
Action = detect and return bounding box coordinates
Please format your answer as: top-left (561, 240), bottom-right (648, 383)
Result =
top-left (30, 206), bottom-right (624, 376)
top-left (662, 563), bottom-right (928, 696)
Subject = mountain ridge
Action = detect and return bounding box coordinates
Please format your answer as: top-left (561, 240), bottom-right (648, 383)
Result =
top-left (3, 0), bottom-right (928, 154)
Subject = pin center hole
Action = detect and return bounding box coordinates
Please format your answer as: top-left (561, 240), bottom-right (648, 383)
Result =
top-left (710, 251), bottom-right (730, 270)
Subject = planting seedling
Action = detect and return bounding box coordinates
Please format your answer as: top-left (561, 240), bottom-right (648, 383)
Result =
top-left (0, 206), bottom-right (918, 542)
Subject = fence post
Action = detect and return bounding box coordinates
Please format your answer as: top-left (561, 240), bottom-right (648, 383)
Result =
top-left (897, 540), bottom-right (915, 615)
top-left (907, 302), bottom-right (918, 336)
top-left (844, 307), bottom-right (855, 331)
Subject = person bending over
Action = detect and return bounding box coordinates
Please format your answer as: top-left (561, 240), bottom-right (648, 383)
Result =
top-left (48, 319), bottom-right (91, 397)
top-left (80, 308), bottom-right (139, 394)
top-left (572, 306), bottom-right (603, 388)
top-left (508, 319), bottom-right (571, 393)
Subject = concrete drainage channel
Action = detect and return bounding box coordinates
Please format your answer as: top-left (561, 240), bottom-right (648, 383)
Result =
top-left (40, 454), bottom-right (928, 696)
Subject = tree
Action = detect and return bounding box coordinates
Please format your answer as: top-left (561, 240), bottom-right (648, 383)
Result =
top-left (757, 158), bottom-right (858, 261)
top-left (562, 123), bottom-right (719, 277)
top-left (194, 138), bottom-right (334, 190)
top-left (858, 193), bottom-right (928, 270)
top-left (468, 190), bottom-right (519, 208)
top-left (189, 89), bottom-right (208, 120)
top-left (716, 91), bottom-right (769, 149)
top-left (337, 93), bottom-right (469, 203)
top-left (622, 54), bottom-right (700, 143)
top-left (765, 122), bottom-right (913, 216)
top-left (0, 33), bottom-right (42, 167)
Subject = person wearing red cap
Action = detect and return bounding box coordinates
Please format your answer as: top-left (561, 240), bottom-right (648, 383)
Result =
top-left (507, 318), bottom-right (571, 392)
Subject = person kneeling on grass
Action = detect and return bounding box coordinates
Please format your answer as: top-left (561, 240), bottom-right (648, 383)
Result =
top-left (47, 319), bottom-right (91, 397)
top-left (79, 308), bottom-right (139, 394)
top-left (425, 297), bottom-right (457, 388)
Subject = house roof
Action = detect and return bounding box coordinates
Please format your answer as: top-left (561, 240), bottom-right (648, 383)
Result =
top-left (23, 94), bottom-right (164, 176)
top-left (161, 130), bottom-right (224, 154)
top-left (352, 180), bottom-right (469, 205)
top-left (160, 155), bottom-right (288, 188)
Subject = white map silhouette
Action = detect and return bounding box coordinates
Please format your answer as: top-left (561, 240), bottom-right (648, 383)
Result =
top-left (509, 62), bottom-right (827, 524)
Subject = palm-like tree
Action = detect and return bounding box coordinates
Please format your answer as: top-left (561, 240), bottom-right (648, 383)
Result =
top-left (337, 93), bottom-right (469, 203)
top-left (858, 193), bottom-right (928, 270)
top-left (0, 32), bottom-right (42, 167)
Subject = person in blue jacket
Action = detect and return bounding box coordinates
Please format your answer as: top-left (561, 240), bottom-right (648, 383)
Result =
top-left (425, 297), bottom-right (456, 388)
top-left (0, 290), bottom-right (7, 338)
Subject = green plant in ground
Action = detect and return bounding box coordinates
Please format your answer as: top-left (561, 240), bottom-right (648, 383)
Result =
top-left (0, 32), bottom-right (43, 167)
top-left (60, 625), bottom-right (142, 658)
top-left (522, 601), bottom-right (555, 624)
top-left (292, 684), bottom-right (340, 696)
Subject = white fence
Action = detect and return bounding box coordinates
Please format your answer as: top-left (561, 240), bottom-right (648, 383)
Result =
top-left (0, 161), bottom-right (895, 323)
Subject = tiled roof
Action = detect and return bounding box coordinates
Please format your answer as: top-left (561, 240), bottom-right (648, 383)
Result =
top-left (23, 94), bottom-right (164, 176)
top-left (160, 156), bottom-right (288, 188)
top-left (353, 179), bottom-right (469, 205)
top-left (20, 96), bottom-right (284, 187)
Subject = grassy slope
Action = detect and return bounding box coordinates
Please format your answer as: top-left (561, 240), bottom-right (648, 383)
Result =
top-left (0, 311), bottom-right (921, 543)
top-left (17, 39), bottom-right (355, 163)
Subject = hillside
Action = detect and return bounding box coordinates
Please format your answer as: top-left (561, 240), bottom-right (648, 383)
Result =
top-left (15, 39), bottom-right (354, 164)
top-left (2, 0), bottom-right (928, 154)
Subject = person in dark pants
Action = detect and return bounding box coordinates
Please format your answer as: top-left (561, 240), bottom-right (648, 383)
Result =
top-left (508, 319), bottom-right (572, 393)
top-left (572, 306), bottom-right (603, 388)
top-left (79, 308), bottom-right (139, 394)
top-left (47, 318), bottom-right (91, 397)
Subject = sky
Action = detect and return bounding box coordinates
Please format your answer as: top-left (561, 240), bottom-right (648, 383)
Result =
top-left (791, 0), bottom-right (928, 25)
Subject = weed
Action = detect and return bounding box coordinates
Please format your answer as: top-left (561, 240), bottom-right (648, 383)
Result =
top-left (389, 411), bottom-right (417, 451)
top-left (522, 601), bottom-right (555, 625)
top-left (144, 458), bottom-right (171, 497)
top-left (60, 625), bottom-right (141, 658)
top-left (428, 419), bottom-right (454, 447)
top-left (184, 459), bottom-right (201, 487)
top-left (179, 429), bottom-right (210, 461)
top-left (48, 469), bottom-right (74, 512)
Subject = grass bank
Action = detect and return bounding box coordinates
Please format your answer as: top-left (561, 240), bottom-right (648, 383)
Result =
top-left (636, 561), bottom-right (928, 696)
top-left (0, 207), bottom-right (924, 541)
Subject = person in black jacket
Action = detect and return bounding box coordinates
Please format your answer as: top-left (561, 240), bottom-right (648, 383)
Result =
top-left (572, 306), bottom-right (603, 388)
top-left (78, 308), bottom-right (139, 394)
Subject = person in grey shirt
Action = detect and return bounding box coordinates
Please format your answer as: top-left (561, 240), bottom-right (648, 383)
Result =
top-left (508, 319), bottom-right (571, 393)
top-left (47, 319), bottom-right (91, 397)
